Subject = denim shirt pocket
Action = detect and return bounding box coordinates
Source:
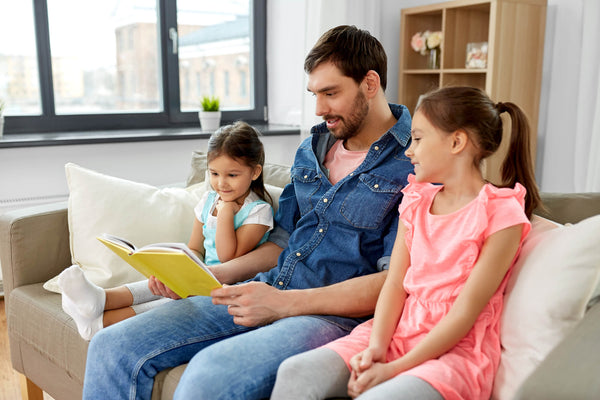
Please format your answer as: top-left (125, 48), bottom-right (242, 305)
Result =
top-left (340, 173), bottom-right (401, 229)
top-left (291, 166), bottom-right (322, 216)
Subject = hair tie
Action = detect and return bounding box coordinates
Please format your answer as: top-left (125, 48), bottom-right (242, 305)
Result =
top-left (496, 102), bottom-right (507, 113)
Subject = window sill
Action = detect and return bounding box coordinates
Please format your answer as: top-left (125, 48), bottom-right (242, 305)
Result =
top-left (0, 124), bottom-right (300, 149)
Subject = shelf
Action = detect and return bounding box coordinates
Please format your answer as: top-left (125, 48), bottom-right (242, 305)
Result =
top-left (402, 68), bottom-right (486, 74)
top-left (398, 0), bottom-right (547, 185)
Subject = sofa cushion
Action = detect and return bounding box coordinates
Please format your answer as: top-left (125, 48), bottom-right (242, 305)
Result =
top-left (186, 150), bottom-right (291, 189)
top-left (492, 214), bottom-right (600, 400)
top-left (44, 163), bottom-right (206, 292)
top-left (185, 151), bottom-right (208, 187)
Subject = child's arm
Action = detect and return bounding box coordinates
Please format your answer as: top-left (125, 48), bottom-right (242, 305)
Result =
top-left (349, 223), bottom-right (524, 396)
top-left (187, 217), bottom-right (206, 259)
top-left (351, 222), bottom-right (410, 371)
top-left (214, 201), bottom-right (270, 263)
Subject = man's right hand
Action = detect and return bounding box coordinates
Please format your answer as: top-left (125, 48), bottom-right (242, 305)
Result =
top-left (148, 276), bottom-right (182, 300)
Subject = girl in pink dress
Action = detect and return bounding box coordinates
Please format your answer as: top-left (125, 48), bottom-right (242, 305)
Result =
top-left (271, 86), bottom-right (541, 400)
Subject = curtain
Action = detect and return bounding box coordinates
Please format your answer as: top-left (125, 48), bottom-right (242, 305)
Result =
top-left (582, 0), bottom-right (600, 191)
top-left (300, 0), bottom-right (381, 138)
top-left (538, 0), bottom-right (600, 192)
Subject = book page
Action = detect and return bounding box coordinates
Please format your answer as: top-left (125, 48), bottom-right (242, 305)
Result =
top-left (98, 233), bottom-right (136, 252)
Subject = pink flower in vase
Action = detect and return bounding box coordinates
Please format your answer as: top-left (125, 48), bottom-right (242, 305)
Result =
top-left (411, 32), bottom-right (426, 54)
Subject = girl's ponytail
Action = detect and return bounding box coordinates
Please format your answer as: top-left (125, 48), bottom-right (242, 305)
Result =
top-left (497, 102), bottom-right (541, 218)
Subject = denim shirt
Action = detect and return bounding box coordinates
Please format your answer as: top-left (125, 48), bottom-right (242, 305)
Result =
top-left (254, 103), bottom-right (413, 300)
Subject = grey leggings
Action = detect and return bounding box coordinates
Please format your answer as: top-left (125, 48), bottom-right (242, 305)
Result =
top-left (271, 347), bottom-right (444, 400)
top-left (125, 279), bottom-right (172, 314)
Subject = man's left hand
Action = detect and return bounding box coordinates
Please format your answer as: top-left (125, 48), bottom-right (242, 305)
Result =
top-left (211, 282), bottom-right (286, 327)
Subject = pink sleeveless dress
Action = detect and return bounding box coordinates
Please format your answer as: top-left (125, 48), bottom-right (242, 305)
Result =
top-left (325, 175), bottom-right (531, 399)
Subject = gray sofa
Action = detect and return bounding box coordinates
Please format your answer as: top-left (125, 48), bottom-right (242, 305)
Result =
top-left (2, 166), bottom-right (600, 399)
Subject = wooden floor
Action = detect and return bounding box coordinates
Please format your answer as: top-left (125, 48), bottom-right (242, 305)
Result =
top-left (1, 297), bottom-right (23, 399)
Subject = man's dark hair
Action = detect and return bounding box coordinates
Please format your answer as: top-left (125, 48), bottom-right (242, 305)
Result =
top-left (304, 25), bottom-right (388, 90)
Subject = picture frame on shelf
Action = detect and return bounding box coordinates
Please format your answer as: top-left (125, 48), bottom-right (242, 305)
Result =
top-left (466, 42), bottom-right (488, 69)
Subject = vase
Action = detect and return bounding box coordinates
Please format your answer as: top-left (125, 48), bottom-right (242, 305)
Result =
top-left (427, 48), bottom-right (440, 69)
top-left (198, 110), bottom-right (222, 132)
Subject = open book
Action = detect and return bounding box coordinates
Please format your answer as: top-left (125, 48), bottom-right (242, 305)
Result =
top-left (97, 233), bottom-right (222, 298)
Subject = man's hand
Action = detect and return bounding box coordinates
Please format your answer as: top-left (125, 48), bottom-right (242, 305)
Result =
top-left (211, 282), bottom-right (286, 327)
top-left (148, 276), bottom-right (182, 300)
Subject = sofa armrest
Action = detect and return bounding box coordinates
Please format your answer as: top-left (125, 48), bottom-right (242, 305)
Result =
top-left (0, 202), bottom-right (71, 302)
top-left (514, 302), bottom-right (600, 399)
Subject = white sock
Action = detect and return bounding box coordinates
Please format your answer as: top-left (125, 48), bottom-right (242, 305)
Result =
top-left (61, 294), bottom-right (104, 341)
top-left (57, 265), bottom-right (106, 319)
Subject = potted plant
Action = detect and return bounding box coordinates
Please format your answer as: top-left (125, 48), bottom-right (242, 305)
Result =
top-left (0, 99), bottom-right (5, 138)
top-left (199, 95), bottom-right (221, 132)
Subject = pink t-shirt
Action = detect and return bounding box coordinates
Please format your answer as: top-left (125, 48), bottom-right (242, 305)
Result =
top-left (323, 140), bottom-right (368, 185)
top-left (325, 175), bottom-right (531, 400)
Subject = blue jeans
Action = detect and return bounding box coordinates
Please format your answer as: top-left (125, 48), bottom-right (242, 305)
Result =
top-left (83, 296), bottom-right (355, 400)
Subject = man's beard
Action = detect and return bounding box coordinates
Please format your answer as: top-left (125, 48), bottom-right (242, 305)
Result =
top-left (325, 90), bottom-right (369, 141)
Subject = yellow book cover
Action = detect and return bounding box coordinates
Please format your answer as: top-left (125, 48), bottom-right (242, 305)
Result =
top-left (97, 233), bottom-right (222, 298)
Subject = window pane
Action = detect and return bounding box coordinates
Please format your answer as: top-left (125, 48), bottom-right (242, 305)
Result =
top-left (47, 0), bottom-right (160, 114)
top-left (178, 0), bottom-right (252, 112)
top-left (0, 2), bottom-right (42, 115)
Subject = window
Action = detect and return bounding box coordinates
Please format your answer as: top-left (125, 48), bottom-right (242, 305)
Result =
top-left (0, 0), bottom-right (266, 134)
top-left (0, 2), bottom-right (41, 116)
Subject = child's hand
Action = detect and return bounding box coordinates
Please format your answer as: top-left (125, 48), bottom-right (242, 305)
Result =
top-left (215, 200), bottom-right (241, 214)
top-left (350, 347), bottom-right (385, 375)
top-left (347, 361), bottom-right (395, 398)
top-left (347, 347), bottom-right (388, 398)
top-left (148, 276), bottom-right (182, 300)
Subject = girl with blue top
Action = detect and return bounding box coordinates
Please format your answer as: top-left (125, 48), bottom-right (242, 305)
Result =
top-left (58, 121), bottom-right (274, 340)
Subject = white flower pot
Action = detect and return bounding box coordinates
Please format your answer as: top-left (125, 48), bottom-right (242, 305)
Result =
top-left (198, 111), bottom-right (221, 132)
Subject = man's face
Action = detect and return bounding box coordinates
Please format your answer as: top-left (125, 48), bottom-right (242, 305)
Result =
top-left (307, 62), bottom-right (369, 140)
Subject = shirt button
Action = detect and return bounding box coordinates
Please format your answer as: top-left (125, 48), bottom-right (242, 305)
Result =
top-left (304, 175), bottom-right (308, 179)
top-left (319, 228), bottom-right (323, 233)
top-left (374, 146), bottom-right (379, 151)
top-left (349, 172), bottom-right (354, 176)
top-left (296, 252), bottom-right (301, 257)
top-left (278, 281), bottom-right (284, 286)
top-left (374, 184), bottom-right (379, 189)
top-left (323, 198), bottom-right (328, 203)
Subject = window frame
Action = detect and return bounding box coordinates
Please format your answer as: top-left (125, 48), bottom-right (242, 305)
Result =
top-left (4, 0), bottom-right (266, 135)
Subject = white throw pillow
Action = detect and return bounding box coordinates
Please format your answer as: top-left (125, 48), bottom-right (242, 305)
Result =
top-left (492, 215), bottom-right (600, 400)
top-left (44, 163), bottom-right (206, 293)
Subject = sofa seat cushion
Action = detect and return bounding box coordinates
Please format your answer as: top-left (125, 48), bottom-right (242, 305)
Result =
top-left (152, 365), bottom-right (187, 400)
top-left (8, 283), bottom-right (188, 399)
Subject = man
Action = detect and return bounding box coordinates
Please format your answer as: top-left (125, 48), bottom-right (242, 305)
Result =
top-left (83, 25), bottom-right (413, 399)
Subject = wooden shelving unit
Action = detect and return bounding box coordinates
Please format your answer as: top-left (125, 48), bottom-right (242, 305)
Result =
top-left (398, 0), bottom-right (547, 184)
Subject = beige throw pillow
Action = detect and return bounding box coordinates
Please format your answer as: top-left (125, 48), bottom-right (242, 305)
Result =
top-left (493, 215), bottom-right (600, 399)
top-left (44, 163), bottom-right (206, 293)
